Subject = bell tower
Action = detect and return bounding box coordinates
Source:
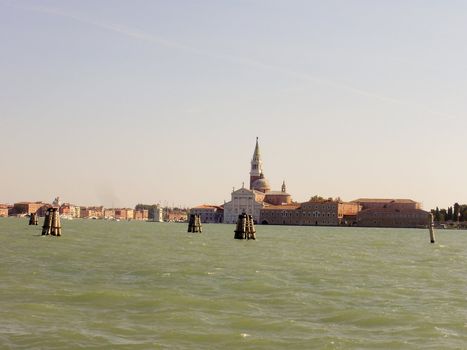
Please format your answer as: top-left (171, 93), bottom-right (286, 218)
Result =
top-left (249, 137), bottom-right (263, 189)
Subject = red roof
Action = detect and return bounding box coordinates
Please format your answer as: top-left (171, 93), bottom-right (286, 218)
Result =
top-left (262, 204), bottom-right (301, 210)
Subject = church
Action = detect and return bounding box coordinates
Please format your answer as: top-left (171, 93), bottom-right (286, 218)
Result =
top-left (223, 138), bottom-right (292, 224)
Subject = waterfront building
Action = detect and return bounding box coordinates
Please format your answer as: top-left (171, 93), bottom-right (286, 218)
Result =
top-left (114, 208), bottom-right (134, 220)
top-left (165, 208), bottom-right (188, 222)
top-left (356, 207), bottom-right (429, 228)
top-left (133, 209), bottom-right (149, 221)
top-left (259, 203), bottom-right (301, 225)
top-left (72, 206), bottom-right (80, 218)
top-left (149, 206), bottom-right (163, 222)
top-left (190, 204), bottom-right (224, 223)
top-left (12, 202), bottom-right (48, 216)
top-left (0, 204), bottom-right (9, 217)
top-left (80, 206), bottom-right (104, 219)
top-left (59, 203), bottom-right (80, 218)
top-left (351, 198), bottom-right (428, 228)
top-left (104, 208), bottom-right (115, 219)
top-left (351, 198), bottom-right (421, 211)
top-left (260, 199), bottom-right (360, 226)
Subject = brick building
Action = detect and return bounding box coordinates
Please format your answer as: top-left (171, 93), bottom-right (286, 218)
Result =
top-left (133, 209), bottom-right (149, 221)
top-left (260, 199), bottom-right (360, 226)
top-left (259, 204), bottom-right (301, 225)
top-left (351, 198), bottom-right (421, 211)
top-left (114, 208), bottom-right (134, 220)
top-left (356, 207), bottom-right (430, 228)
top-left (13, 202), bottom-right (48, 216)
top-left (0, 204), bottom-right (10, 217)
top-left (80, 206), bottom-right (104, 219)
top-left (165, 208), bottom-right (188, 222)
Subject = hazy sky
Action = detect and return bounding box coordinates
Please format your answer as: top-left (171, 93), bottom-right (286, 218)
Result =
top-left (1, 0), bottom-right (466, 210)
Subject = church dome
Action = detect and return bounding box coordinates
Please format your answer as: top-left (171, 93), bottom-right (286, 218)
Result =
top-left (252, 176), bottom-right (271, 192)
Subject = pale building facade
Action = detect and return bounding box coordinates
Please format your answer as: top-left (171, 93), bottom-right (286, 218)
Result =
top-left (104, 208), bottom-right (115, 219)
top-left (190, 205), bottom-right (224, 223)
top-left (150, 206), bottom-right (164, 222)
top-left (59, 203), bottom-right (80, 218)
top-left (223, 187), bottom-right (265, 224)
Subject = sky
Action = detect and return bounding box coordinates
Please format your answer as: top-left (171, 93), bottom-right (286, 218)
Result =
top-left (1, 0), bottom-right (466, 210)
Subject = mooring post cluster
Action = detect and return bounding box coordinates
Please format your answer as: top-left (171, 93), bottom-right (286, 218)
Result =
top-left (234, 212), bottom-right (256, 240)
top-left (41, 207), bottom-right (62, 236)
top-left (187, 214), bottom-right (202, 233)
top-left (29, 212), bottom-right (38, 225)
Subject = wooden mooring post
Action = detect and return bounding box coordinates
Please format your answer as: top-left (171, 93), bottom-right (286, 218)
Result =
top-left (42, 208), bottom-right (62, 236)
top-left (29, 212), bottom-right (38, 225)
top-left (234, 213), bottom-right (256, 240)
top-left (188, 214), bottom-right (202, 233)
top-left (428, 213), bottom-right (435, 244)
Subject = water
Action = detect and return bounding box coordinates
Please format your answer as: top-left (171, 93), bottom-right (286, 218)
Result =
top-left (1, 218), bottom-right (467, 349)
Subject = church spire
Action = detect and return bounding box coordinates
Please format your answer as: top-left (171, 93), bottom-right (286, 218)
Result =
top-left (252, 137), bottom-right (260, 162)
top-left (249, 137), bottom-right (263, 189)
top-left (281, 180), bottom-right (287, 193)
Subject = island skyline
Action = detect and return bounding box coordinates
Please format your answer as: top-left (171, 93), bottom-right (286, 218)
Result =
top-left (1, 1), bottom-right (466, 210)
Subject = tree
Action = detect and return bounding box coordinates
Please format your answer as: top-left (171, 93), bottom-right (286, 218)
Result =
top-left (310, 195), bottom-right (324, 202)
top-left (434, 207), bottom-right (441, 222)
top-left (439, 209), bottom-right (447, 222)
top-left (447, 206), bottom-right (453, 221)
top-left (454, 203), bottom-right (460, 222)
top-left (135, 204), bottom-right (155, 211)
top-left (458, 204), bottom-right (467, 222)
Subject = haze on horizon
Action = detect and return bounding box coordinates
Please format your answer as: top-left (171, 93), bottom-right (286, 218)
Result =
top-left (1, 0), bottom-right (466, 210)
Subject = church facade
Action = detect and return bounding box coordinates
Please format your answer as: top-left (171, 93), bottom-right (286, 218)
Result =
top-left (223, 187), bottom-right (265, 224)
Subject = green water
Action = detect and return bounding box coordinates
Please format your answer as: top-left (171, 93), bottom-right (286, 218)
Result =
top-left (1, 218), bottom-right (467, 349)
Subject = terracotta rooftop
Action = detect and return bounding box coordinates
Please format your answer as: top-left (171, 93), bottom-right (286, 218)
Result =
top-left (15, 201), bottom-right (45, 205)
top-left (265, 191), bottom-right (290, 196)
top-left (193, 204), bottom-right (223, 210)
top-left (352, 198), bottom-right (417, 204)
top-left (262, 204), bottom-right (301, 210)
top-left (359, 208), bottom-right (428, 214)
